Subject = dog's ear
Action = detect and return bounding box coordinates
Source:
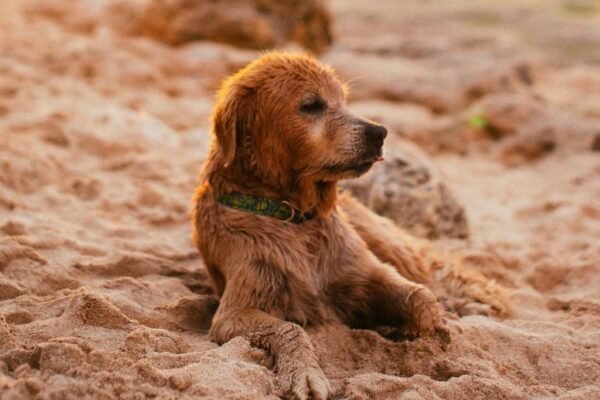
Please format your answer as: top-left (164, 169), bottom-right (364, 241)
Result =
top-left (212, 83), bottom-right (254, 168)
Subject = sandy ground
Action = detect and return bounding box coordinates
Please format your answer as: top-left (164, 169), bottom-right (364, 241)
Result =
top-left (1, 0), bottom-right (599, 399)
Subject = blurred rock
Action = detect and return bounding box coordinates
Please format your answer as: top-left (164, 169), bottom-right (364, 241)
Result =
top-left (138, 0), bottom-right (333, 53)
top-left (477, 92), bottom-right (597, 165)
top-left (499, 127), bottom-right (556, 166)
top-left (408, 91), bottom-right (597, 164)
top-left (328, 50), bottom-right (538, 114)
top-left (327, 51), bottom-right (464, 113)
top-left (462, 61), bottom-right (535, 101)
top-left (478, 92), bottom-right (547, 139)
top-left (342, 142), bottom-right (469, 240)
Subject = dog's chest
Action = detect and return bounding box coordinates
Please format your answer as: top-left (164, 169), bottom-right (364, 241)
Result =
top-left (287, 217), bottom-right (354, 282)
top-left (298, 216), bottom-right (349, 271)
top-left (281, 228), bottom-right (344, 325)
top-left (278, 217), bottom-right (365, 325)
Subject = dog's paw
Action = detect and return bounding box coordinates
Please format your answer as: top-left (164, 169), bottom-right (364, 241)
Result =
top-left (281, 365), bottom-right (330, 400)
top-left (404, 286), bottom-right (446, 338)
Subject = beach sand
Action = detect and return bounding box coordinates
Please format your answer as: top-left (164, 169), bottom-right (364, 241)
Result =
top-left (1, 0), bottom-right (599, 398)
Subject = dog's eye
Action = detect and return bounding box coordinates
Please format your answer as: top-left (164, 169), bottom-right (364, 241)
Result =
top-left (300, 99), bottom-right (326, 114)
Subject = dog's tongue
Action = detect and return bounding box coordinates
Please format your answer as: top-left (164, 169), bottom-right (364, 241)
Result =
top-left (375, 155), bottom-right (385, 162)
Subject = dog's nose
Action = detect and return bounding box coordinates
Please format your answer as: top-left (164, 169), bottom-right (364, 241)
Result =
top-left (364, 122), bottom-right (388, 145)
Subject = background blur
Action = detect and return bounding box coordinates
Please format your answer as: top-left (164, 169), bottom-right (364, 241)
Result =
top-left (1, 1), bottom-right (599, 399)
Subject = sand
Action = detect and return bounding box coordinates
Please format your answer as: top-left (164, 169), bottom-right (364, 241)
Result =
top-left (1, 0), bottom-right (599, 399)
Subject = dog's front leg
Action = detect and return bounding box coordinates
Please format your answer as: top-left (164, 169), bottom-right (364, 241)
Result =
top-left (332, 259), bottom-right (448, 342)
top-left (210, 307), bottom-right (330, 400)
top-left (368, 264), bottom-right (450, 342)
top-left (339, 193), bottom-right (431, 284)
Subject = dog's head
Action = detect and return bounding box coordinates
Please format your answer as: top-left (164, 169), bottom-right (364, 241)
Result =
top-left (211, 52), bottom-right (387, 211)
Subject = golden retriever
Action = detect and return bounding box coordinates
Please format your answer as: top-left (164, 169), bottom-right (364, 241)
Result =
top-left (192, 52), bottom-right (500, 399)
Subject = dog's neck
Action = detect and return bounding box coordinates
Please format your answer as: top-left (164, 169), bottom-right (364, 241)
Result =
top-left (202, 143), bottom-right (338, 217)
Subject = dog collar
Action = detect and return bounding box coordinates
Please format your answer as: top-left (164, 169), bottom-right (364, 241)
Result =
top-left (218, 192), bottom-right (314, 223)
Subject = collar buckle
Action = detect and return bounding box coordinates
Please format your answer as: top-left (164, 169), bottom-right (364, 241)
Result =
top-left (281, 200), bottom-right (296, 222)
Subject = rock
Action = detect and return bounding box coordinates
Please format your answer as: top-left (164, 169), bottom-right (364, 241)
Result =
top-left (138, 0), bottom-right (333, 53)
top-left (478, 92), bottom-right (600, 164)
top-left (326, 51), bottom-right (464, 113)
top-left (499, 127), bottom-right (557, 166)
top-left (462, 60), bottom-right (535, 101)
top-left (411, 92), bottom-right (598, 164)
top-left (478, 92), bottom-right (547, 139)
top-left (342, 142), bottom-right (469, 240)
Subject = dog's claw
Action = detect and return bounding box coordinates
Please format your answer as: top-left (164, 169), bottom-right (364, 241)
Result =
top-left (289, 366), bottom-right (330, 400)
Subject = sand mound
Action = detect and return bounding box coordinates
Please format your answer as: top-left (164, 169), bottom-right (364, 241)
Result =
top-left (1, 0), bottom-right (599, 399)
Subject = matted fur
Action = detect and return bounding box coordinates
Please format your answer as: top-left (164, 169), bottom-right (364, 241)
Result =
top-left (193, 53), bottom-right (499, 399)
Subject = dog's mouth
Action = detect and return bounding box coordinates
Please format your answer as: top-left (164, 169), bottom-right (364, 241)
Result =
top-left (349, 158), bottom-right (380, 174)
top-left (323, 150), bottom-right (384, 176)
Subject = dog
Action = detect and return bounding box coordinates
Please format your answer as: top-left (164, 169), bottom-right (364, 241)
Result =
top-left (193, 53), bottom-right (456, 399)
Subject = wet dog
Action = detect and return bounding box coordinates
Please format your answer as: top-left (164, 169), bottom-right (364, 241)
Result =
top-left (193, 53), bottom-right (449, 399)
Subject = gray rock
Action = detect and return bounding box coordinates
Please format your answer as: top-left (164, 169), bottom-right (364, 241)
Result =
top-left (342, 143), bottom-right (469, 240)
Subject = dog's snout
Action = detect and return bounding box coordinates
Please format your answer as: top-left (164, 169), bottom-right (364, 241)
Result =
top-left (363, 122), bottom-right (387, 145)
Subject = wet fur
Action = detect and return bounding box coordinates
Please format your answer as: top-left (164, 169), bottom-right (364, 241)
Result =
top-left (192, 53), bottom-right (449, 399)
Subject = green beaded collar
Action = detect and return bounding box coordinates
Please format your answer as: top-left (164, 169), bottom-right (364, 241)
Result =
top-left (218, 192), bottom-right (314, 224)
